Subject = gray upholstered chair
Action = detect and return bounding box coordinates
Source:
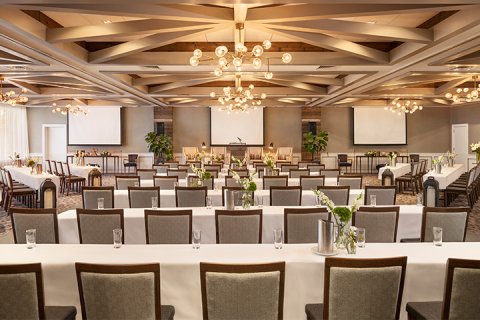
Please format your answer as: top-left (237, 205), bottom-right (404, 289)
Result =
top-left (82, 186), bottom-right (114, 209)
top-left (154, 176), bottom-right (179, 190)
top-left (76, 209), bottom-right (124, 244)
top-left (229, 169), bottom-right (249, 177)
top-left (421, 207), bottom-right (469, 242)
top-left (204, 164), bottom-right (221, 172)
top-left (289, 169), bottom-right (310, 178)
top-left (352, 206), bottom-right (400, 243)
top-left (307, 164), bottom-right (325, 174)
top-left (225, 176), bottom-right (242, 188)
top-left (206, 170), bottom-right (219, 179)
top-left (128, 186), bottom-right (160, 208)
top-left (263, 176), bottom-right (288, 190)
top-left (338, 175), bottom-right (363, 189)
top-left (281, 164), bottom-right (299, 173)
top-left (153, 164), bottom-right (169, 174)
top-left (270, 186), bottom-right (302, 206)
top-left (75, 263), bottom-right (174, 320)
top-left (305, 256), bottom-right (407, 320)
top-left (200, 262), bottom-right (285, 320)
top-left (188, 176), bottom-right (214, 190)
top-left (284, 207), bottom-right (330, 243)
top-left (319, 169), bottom-right (340, 178)
top-left (115, 175), bottom-right (140, 190)
top-left (175, 186), bottom-right (207, 207)
top-left (364, 186), bottom-right (397, 205)
top-left (300, 176), bottom-right (325, 190)
top-left (0, 263), bottom-right (76, 320)
top-left (406, 258), bottom-right (480, 320)
top-left (317, 186), bottom-right (350, 206)
top-left (167, 169), bottom-right (188, 180)
top-left (144, 209), bottom-right (192, 244)
top-left (215, 209), bottom-right (262, 244)
top-left (9, 208), bottom-right (59, 244)
top-left (136, 169), bottom-right (156, 183)
top-left (164, 161), bottom-right (179, 169)
top-left (178, 164), bottom-right (195, 174)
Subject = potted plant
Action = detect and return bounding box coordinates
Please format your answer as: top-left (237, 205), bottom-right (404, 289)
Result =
top-left (303, 131), bottom-right (329, 161)
top-left (145, 132), bottom-right (173, 164)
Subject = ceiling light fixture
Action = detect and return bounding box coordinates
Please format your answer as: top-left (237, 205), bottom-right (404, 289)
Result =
top-left (384, 99), bottom-right (423, 115)
top-left (103, 19), bottom-right (112, 24)
top-left (445, 75), bottom-right (479, 104)
top-left (51, 100), bottom-right (89, 116)
top-left (189, 23), bottom-right (291, 80)
top-left (0, 77), bottom-right (28, 106)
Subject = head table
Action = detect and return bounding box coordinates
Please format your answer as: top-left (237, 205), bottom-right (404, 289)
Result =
top-left (1, 242), bottom-right (478, 320)
top-left (4, 165), bottom-right (61, 195)
top-left (58, 205), bottom-right (422, 244)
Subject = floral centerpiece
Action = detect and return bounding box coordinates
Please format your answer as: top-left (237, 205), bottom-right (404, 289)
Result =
top-left (195, 151), bottom-right (207, 164)
top-left (75, 150), bottom-right (86, 166)
top-left (231, 170), bottom-right (257, 209)
top-left (312, 189), bottom-right (363, 253)
top-left (231, 155), bottom-right (246, 169)
top-left (262, 153), bottom-right (276, 176)
top-left (365, 150), bottom-right (377, 157)
top-left (190, 165), bottom-right (212, 187)
top-left (432, 155), bottom-right (444, 174)
top-left (9, 152), bottom-right (21, 167)
top-left (471, 142), bottom-right (480, 162)
top-left (26, 157), bottom-right (40, 174)
top-left (446, 151), bottom-right (456, 167)
top-left (387, 151), bottom-right (397, 166)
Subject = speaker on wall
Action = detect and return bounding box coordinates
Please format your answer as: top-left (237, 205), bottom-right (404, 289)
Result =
top-left (155, 122), bottom-right (165, 135)
top-left (308, 122), bottom-right (317, 135)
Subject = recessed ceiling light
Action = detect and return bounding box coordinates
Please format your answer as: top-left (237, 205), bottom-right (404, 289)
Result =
top-left (367, 21), bottom-right (376, 24)
top-left (103, 20), bottom-right (112, 24)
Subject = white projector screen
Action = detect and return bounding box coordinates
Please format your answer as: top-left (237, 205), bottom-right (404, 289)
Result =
top-left (353, 107), bottom-right (407, 145)
top-left (68, 106), bottom-right (122, 145)
top-left (210, 107), bottom-right (264, 145)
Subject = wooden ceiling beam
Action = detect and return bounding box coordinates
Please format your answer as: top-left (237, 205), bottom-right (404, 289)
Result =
top-left (149, 77), bottom-right (219, 93)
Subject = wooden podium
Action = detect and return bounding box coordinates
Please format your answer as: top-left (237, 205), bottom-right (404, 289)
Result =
top-left (228, 143), bottom-right (247, 159)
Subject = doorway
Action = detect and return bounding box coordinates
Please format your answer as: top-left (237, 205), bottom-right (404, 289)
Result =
top-left (42, 124), bottom-right (67, 162)
top-left (452, 124), bottom-right (469, 169)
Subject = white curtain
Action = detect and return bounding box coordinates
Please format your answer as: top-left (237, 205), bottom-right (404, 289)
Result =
top-left (0, 103), bottom-right (29, 165)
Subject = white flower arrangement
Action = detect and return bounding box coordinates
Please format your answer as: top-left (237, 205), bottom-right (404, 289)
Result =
top-left (263, 153), bottom-right (275, 169)
top-left (312, 189), bottom-right (363, 225)
top-left (190, 165), bottom-right (211, 181)
top-left (471, 142), bottom-right (480, 153)
top-left (231, 155), bottom-right (246, 168)
top-left (446, 151), bottom-right (456, 160)
top-left (231, 170), bottom-right (257, 193)
top-left (387, 151), bottom-right (397, 160)
top-left (432, 155), bottom-right (445, 165)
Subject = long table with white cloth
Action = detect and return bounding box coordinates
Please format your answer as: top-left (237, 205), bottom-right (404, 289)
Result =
top-left (378, 163), bottom-right (411, 180)
top-left (58, 205), bottom-right (423, 244)
top-left (1, 242), bottom-right (478, 320)
top-left (422, 164), bottom-right (465, 189)
top-left (4, 165), bottom-right (61, 195)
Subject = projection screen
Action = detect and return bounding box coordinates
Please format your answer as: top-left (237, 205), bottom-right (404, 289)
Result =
top-left (210, 107), bottom-right (264, 145)
top-left (68, 106), bottom-right (122, 145)
top-left (353, 106), bottom-right (407, 145)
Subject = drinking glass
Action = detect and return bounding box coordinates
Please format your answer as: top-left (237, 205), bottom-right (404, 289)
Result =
top-left (26, 229), bottom-right (36, 249)
top-left (113, 229), bottom-right (122, 249)
top-left (370, 195), bottom-right (377, 206)
top-left (97, 197), bottom-right (104, 210)
top-left (433, 227), bottom-right (443, 246)
top-left (416, 193), bottom-right (423, 206)
top-left (151, 196), bottom-right (158, 209)
top-left (273, 229), bottom-right (283, 249)
top-left (256, 195), bottom-right (263, 208)
top-left (315, 195), bottom-right (322, 207)
top-left (357, 228), bottom-right (366, 248)
top-left (134, 182), bottom-right (139, 187)
top-left (206, 196), bottom-right (212, 209)
top-left (192, 229), bottom-right (201, 249)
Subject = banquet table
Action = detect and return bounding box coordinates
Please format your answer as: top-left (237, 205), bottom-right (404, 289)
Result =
top-left (58, 205), bottom-right (423, 244)
top-left (378, 163), bottom-right (411, 180)
top-left (4, 165), bottom-right (61, 194)
top-left (113, 189), bottom-right (364, 208)
top-left (68, 164), bottom-right (96, 180)
top-left (1, 242), bottom-right (478, 320)
top-left (422, 164), bottom-right (465, 189)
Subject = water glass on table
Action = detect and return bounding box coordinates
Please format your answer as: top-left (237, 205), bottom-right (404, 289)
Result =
top-left (370, 195), bottom-right (377, 206)
top-left (97, 198), bottom-right (104, 210)
top-left (113, 229), bottom-right (122, 249)
top-left (206, 196), bottom-right (212, 209)
top-left (357, 228), bottom-right (366, 248)
top-left (151, 196), bottom-right (158, 209)
top-left (433, 227), bottom-right (443, 246)
top-left (26, 229), bottom-right (36, 249)
top-left (273, 229), bottom-right (283, 249)
top-left (192, 229), bottom-right (201, 249)
top-left (256, 195), bottom-right (263, 208)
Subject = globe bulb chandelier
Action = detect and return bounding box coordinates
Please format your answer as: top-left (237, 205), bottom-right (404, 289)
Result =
top-left (445, 75), bottom-right (479, 104)
top-left (209, 74), bottom-right (266, 113)
top-left (189, 23), bottom-right (291, 80)
top-left (0, 77), bottom-right (28, 106)
top-left (51, 100), bottom-right (89, 116)
top-left (384, 99), bottom-right (423, 115)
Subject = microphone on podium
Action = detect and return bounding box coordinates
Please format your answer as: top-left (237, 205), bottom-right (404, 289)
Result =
top-left (237, 137), bottom-right (242, 143)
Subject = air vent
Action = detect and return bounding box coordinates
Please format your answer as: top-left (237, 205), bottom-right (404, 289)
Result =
top-left (143, 65), bottom-right (161, 70)
top-left (317, 65), bottom-right (333, 69)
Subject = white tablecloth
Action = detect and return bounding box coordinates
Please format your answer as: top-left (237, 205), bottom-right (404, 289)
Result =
top-left (1, 242), bottom-right (478, 320)
top-left (113, 189), bottom-right (364, 209)
top-left (58, 205), bottom-right (423, 245)
top-left (378, 163), bottom-right (411, 180)
top-left (4, 165), bottom-right (61, 193)
top-left (422, 164), bottom-right (465, 189)
top-left (69, 165), bottom-right (95, 180)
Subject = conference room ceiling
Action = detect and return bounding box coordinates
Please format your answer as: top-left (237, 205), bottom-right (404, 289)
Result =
top-left (0, 1), bottom-right (479, 108)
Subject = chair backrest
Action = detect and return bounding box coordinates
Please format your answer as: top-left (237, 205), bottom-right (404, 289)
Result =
top-left (323, 257), bottom-right (407, 320)
top-left (187, 161), bottom-right (202, 168)
top-left (52, 160), bottom-right (60, 176)
top-left (200, 262), bottom-right (285, 320)
top-left (221, 186), bottom-right (254, 206)
top-left (364, 186), bottom-right (397, 205)
top-left (127, 154), bottom-right (138, 163)
top-left (289, 169), bottom-right (309, 178)
top-left (167, 169), bottom-right (188, 179)
top-left (338, 175), bottom-right (363, 189)
top-left (270, 186), bottom-right (302, 206)
top-left (136, 169), bottom-right (156, 181)
top-left (75, 263), bottom-right (161, 320)
top-left (152, 164), bottom-right (169, 174)
top-left (153, 176), bottom-right (178, 190)
top-left (320, 169), bottom-right (340, 178)
top-left (188, 176), bottom-right (214, 190)
top-left (263, 176), bottom-right (288, 190)
top-left (164, 161), bottom-right (179, 169)
top-left (441, 258), bottom-right (480, 319)
top-left (300, 175), bottom-right (325, 190)
top-left (215, 209), bottom-right (262, 244)
top-left (225, 176), bottom-right (242, 188)
top-left (9, 208), bottom-right (59, 244)
top-left (144, 209), bottom-right (192, 244)
top-left (317, 186), bottom-right (350, 206)
top-left (178, 164), bottom-right (194, 174)
top-left (206, 170), bottom-right (218, 179)
top-left (229, 169), bottom-right (248, 176)
top-left (307, 164), bottom-right (325, 173)
top-left (284, 207), bottom-right (330, 244)
top-left (280, 164), bottom-right (298, 173)
top-left (46, 160), bottom-right (52, 174)
top-left (421, 207), bottom-right (469, 242)
top-left (409, 154), bottom-right (420, 162)
top-left (338, 154), bottom-right (348, 162)
top-left (76, 209), bottom-right (124, 244)
top-left (115, 175), bottom-right (140, 190)
top-left (175, 186), bottom-right (207, 207)
top-left (0, 263), bottom-right (46, 319)
top-left (82, 186), bottom-right (115, 209)
top-left (63, 162), bottom-right (73, 177)
top-left (352, 206), bottom-right (400, 243)
top-left (204, 164), bottom-right (221, 172)
top-left (128, 187), bottom-right (160, 208)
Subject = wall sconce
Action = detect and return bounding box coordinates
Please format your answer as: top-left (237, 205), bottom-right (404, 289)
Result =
top-left (269, 142), bottom-right (274, 150)
top-left (201, 142), bottom-right (206, 149)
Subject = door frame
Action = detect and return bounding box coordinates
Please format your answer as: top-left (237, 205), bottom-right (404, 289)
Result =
top-left (42, 124), bottom-right (67, 162)
top-left (451, 123), bottom-right (469, 169)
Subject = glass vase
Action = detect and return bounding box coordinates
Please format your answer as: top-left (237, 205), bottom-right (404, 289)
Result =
top-left (242, 192), bottom-right (253, 209)
top-left (335, 223), bottom-right (347, 250)
top-left (477, 152), bottom-right (480, 164)
top-left (346, 235), bottom-right (357, 254)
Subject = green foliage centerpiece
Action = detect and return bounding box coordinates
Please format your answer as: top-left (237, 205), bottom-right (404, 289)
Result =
top-left (190, 165), bottom-right (211, 187)
top-left (232, 170), bottom-right (257, 209)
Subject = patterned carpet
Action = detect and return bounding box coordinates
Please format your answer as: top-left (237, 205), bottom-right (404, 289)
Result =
top-left (1, 174), bottom-right (479, 239)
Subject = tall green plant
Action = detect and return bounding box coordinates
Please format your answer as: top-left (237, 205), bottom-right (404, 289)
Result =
top-left (145, 132), bottom-right (173, 163)
top-left (303, 131), bottom-right (329, 161)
